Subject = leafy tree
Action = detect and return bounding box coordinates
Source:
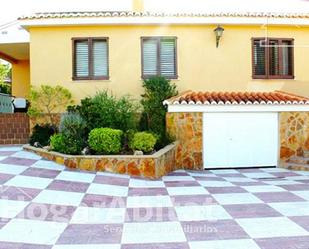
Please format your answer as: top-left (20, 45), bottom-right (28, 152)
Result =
top-left (140, 76), bottom-right (178, 148)
top-left (27, 85), bottom-right (74, 125)
top-left (0, 63), bottom-right (11, 94)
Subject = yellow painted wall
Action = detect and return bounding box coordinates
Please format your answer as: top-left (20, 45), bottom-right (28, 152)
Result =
top-left (29, 25), bottom-right (309, 102)
top-left (12, 60), bottom-right (30, 98)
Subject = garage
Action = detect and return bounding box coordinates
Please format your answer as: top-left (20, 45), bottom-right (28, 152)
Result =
top-left (203, 112), bottom-right (278, 168)
top-left (165, 90), bottom-right (309, 170)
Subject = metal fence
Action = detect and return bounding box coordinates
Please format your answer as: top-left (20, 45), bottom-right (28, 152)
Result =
top-left (0, 93), bottom-right (13, 113)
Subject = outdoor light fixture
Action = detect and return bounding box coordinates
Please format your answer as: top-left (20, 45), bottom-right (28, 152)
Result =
top-left (214, 25), bottom-right (224, 48)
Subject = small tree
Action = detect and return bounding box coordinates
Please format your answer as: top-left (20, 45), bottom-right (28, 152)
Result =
top-left (27, 85), bottom-right (74, 125)
top-left (140, 76), bottom-right (178, 148)
top-left (0, 63), bottom-right (11, 94)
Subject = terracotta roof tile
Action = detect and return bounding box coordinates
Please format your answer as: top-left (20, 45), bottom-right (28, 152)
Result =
top-left (163, 91), bottom-right (309, 105)
top-left (19, 11), bottom-right (309, 20)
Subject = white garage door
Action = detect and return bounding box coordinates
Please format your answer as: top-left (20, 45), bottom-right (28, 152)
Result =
top-left (203, 112), bottom-right (279, 168)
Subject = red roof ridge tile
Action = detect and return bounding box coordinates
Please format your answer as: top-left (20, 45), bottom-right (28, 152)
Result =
top-left (274, 90), bottom-right (309, 101)
top-left (164, 90), bottom-right (309, 105)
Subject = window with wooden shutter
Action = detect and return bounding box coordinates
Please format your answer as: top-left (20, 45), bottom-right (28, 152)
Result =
top-left (252, 38), bottom-right (294, 79)
top-left (73, 37), bottom-right (109, 80)
top-left (142, 37), bottom-right (177, 79)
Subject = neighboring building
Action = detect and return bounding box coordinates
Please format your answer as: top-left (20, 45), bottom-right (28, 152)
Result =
top-left (0, 21), bottom-right (29, 97)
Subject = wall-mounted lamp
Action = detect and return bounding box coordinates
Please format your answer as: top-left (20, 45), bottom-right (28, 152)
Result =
top-left (214, 25), bottom-right (224, 48)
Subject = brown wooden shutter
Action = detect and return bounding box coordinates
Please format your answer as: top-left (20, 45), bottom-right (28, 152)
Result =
top-left (269, 40), bottom-right (280, 76)
top-left (142, 38), bottom-right (158, 76)
top-left (160, 38), bottom-right (176, 77)
top-left (281, 40), bottom-right (293, 76)
top-left (75, 40), bottom-right (89, 77)
top-left (253, 39), bottom-right (266, 77)
top-left (93, 40), bottom-right (108, 77)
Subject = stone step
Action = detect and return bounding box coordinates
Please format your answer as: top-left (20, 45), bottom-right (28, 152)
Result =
top-left (282, 162), bottom-right (309, 171)
top-left (303, 150), bottom-right (309, 158)
top-left (287, 156), bottom-right (309, 165)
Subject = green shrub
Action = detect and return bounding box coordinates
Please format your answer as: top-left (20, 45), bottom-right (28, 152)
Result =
top-left (88, 128), bottom-right (123, 154)
top-left (0, 83), bottom-right (11, 94)
top-left (50, 134), bottom-right (83, 155)
top-left (125, 129), bottom-right (137, 149)
top-left (140, 76), bottom-right (178, 148)
top-left (59, 113), bottom-right (87, 139)
top-left (29, 124), bottom-right (56, 146)
top-left (131, 132), bottom-right (157, 153)
top-left (67, 91), bottom-right (139, 132)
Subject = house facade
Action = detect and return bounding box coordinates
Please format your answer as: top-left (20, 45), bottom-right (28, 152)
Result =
top-left (2, 0), bottom-right (309, 170)
top-left (1, 0), bottom-right (309, 100)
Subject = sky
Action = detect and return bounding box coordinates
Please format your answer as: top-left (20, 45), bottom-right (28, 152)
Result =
top-left (1, 0), bottom-right (309, 25)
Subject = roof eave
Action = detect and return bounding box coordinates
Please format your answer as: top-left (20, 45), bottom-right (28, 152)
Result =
top-left (167, 103), bottom-right (309, 113)
top-left (19, 16), bottom-right (309, 28)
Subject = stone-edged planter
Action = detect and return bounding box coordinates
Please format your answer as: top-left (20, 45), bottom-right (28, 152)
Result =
top-left (23, 142), bottom-right (178, 179)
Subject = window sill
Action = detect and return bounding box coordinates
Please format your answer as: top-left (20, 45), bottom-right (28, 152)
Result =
top-left (252, 76), bottom-right (295, 80)
top-left (141, 75), bottom-right (179, 80)
top-left (72, 76), bottom-right (110, 81)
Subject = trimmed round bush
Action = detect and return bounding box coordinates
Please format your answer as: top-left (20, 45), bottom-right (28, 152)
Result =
top-left (131, 132), bottom-right (157, 153)
top-left (50, 134), bottom-right (83, 155)
top-left (88, 128), bottom-right (123, 154)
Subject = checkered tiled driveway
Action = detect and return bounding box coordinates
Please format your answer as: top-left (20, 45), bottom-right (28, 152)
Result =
top-left (0, 146), bottom-right (309, 249)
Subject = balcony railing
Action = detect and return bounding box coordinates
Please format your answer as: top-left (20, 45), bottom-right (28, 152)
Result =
top-left (0, 93), bottom-right (13, 113)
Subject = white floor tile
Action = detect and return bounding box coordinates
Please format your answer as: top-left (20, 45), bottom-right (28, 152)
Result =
top-left (269, 202), bottom-right (309, 216)
top-left (236, 217), bottom-right (308, 238)
top-left (0, 218), bottom-right (67, 244)
top-left (96, 171), bottom-right (130, 178)
top-left (175, 205), bottom-right (232, 221)
top-left (0, 163), bottom-right (27, 175)
top-left (121, 222), bottom-right (186, 244)
top-left (32, 160), bottom-right (65, 171)
top-left (264, 180), bottom-right (302, 185)
top-left (260, 168), bottom-right (289, 173)
top-left (87, 183), bottom-right (128, 197)
top-left (127, 196), bottom-right (172, 208)
top-left (167, 186), bottom-right (209, 196)
top-left (70, 207), bottom-right (126, 224)
top-left (52, 245), bottom-right (120, 249)
top-left (296, 171), bottom-right (309, 176)
top-left (162, 176), bottom-right (195, 182)
top-left (0, 147), bottom-right (22, 151)
top-left (12, 151), bottom-right (42, 160)
top-left (33, 190), bottom-right (84, 206)
top-left (223, 177), bottom-right (257, 183)
top-left (293, 191), bottom-right (309, 201)
top-left (56, 171), bottom-right (95, 183)
top-left (285, 176), bottom-right (309, 181)
top-left (0, 199), bottom-right (29, 218)
top-left (210, 169), bottom-right (239, 174)
top-left (189, 239), bottom-right (260, 249)
top-left (242, 185), bottom-right (286, 193)
top-left (198, 181), bottom-right (235, 187)
top-left (242, 172), bottom-right (275, 179)
top-left (5, 175), bottom-right (53, 189)
top-left (188, 172), bottom-right (217, 177)
top-left (213, 193), bottom-right (263, 205)
top-left (129, 179), bottom-right (165, 188)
